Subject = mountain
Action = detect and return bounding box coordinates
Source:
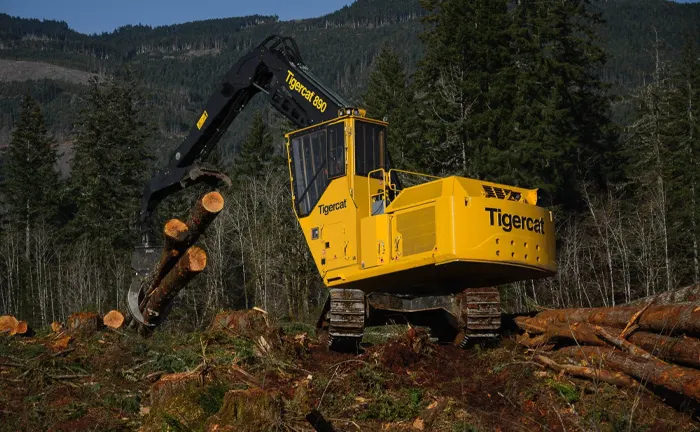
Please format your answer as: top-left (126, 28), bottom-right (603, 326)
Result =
top-left (0, 0), bottom-right (698, 155)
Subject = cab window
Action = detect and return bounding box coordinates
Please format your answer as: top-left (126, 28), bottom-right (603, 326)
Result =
top-left (355, 121), bottom-right (388, 177)
top-left (290, 123), bottom-right (345, 217)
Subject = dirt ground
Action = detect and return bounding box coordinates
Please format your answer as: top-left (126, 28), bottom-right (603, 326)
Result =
top-left (0, 322), bottom-right (698, 431)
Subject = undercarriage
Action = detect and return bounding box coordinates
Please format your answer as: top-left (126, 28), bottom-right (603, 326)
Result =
top-left (317, 287), bottom-right (501, 350)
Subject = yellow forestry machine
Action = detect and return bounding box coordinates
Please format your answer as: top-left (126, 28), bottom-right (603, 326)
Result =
top-left (128, 35), bottom-right (557, 350)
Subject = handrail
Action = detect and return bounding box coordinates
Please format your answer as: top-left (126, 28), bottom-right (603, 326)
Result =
top-left (387, 169), bottom-right (441, 191)
top-left (367, 168), bottom-right (388, 214)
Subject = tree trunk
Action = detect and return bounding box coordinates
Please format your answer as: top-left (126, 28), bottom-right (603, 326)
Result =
top-left (143, 246), bottom-right (207, 326)
top-left (560, 346), bottom-right (700, 402)
top-left (516, 317), bottom-right (700, 367)
top-left (532, 304), bottom-right (700, 335)
top-left (536, 355), bottom-right (637, 388)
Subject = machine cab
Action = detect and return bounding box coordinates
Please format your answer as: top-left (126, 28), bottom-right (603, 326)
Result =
top-left (286, 110), bottom-right (389, 221)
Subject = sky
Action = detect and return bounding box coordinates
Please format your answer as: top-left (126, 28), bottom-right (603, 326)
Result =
top-left (1, 0), bottom-right (698, 35)
top-left (1, 0), bottom-right (354, 35)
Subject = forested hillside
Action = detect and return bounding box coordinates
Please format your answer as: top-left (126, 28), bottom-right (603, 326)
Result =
top-left (0, 0), bottom-right (699, 333)
top-left (0, 0), bottom-right (699, 143)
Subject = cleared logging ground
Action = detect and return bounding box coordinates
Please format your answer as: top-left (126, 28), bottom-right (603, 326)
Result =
top-left (0, 313), bottom-right (698, 431)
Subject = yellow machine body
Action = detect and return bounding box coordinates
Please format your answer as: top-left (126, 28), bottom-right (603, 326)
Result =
top-left (285, 113), bottom-right (556, 297)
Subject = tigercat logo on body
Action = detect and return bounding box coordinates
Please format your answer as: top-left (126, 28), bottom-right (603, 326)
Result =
top-left (486, 207), bottom-right (545, 235)
top-left (285, 71), bottom-right (328, 113)
top-left (318, 199), bottom-right (347, 216)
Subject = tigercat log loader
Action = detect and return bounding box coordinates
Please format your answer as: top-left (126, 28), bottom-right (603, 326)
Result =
top-left (127, 35), bottom-right (557, 350)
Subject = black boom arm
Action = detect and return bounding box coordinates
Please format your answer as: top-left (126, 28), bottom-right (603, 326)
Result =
top-left (138, 35), bottom-right (350, 245)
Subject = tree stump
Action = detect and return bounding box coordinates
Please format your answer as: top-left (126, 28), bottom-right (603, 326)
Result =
top-left (209, 309), bottom-right (271, 340)
top-left (67, 312), bottom-right (102, 334)
top-left (206, 388), bottom-right (282, 432)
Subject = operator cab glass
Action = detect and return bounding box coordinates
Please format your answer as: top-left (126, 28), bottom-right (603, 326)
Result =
top-left (355, 121), bottom-right (387, 178)
top-left (289, 118), bottom-right (390, 217)
top-left (290, 122), bottom-right (345, 216)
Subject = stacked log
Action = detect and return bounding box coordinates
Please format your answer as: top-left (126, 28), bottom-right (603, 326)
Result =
top-left (515, 303), bottom-right (700, 402)
top-left (135, 191), bottom-right (224, 331)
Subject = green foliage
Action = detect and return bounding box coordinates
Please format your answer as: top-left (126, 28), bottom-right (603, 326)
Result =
top-left (364, 47), bottom-right (419, 170)
top-left (68, 72), bottom-right (153, 249)
top-left (233, 112), bottom-right (279, 179)
top-left (415, 0), bottom-right (616, 209)
top-left (546, 379), bottom-right (579, 404)
top-left (452, 422), bottom-right (480, 432)
top-left (198, 381), bottom-right (231, 417)
top-left (1, 95), bottom-right (61, 230)
top-left (359, 387), bottom-right (424, 421)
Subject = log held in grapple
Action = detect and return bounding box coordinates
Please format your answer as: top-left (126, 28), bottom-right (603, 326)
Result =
top-left (145, 191), bottom-right (223, 296)
top-left (143, 246), bottom-right (207, 326)
top-left (131, 191), bottom-right (224, 331)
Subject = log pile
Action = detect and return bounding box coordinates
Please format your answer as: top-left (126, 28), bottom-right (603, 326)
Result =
top-left (135, 191), bottom-right (224, 332)
top-left (516, 303), bottom-right (700, 402)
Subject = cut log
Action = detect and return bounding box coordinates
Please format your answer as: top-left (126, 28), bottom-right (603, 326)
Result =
top-left (626, 283), bottom-right (700, 306)
top-left (560, 346), bottom-right (700, 401)
top-left (514, 316), bottom-right (546, 334)
top-left (594, 326), bottom-right (664, 364)
top-left (67, 312), bottom-right (102, 334)
top-left (187, 191), bottom-right (225, 235)
top-left (51, 321), bottom-right (63, 332)
top-left (516, 332), bottom-right (547, 348)
top-left (0, 315), bottom-right (19, 334)
top-left (210, 309), bottom-right (275, 342)
top-left (626, 332), bottom-right (700, 368)
top-left (138, 192), bottom-right (224, 324)
top-left (103, 310), bottom-right (125, 329)
top-left (535, 355), bottom-right (637, 388)
top-left (143, 246), bottom-right (207, 325)
top-left (619, 303), bottom-right (652, 338)
top-left (533, 304), bottom-right (700, 336)
top-left (515, 318), bottom-right (700, 367)
top-left (11, 321), bottom-right (30, 336)
top-left (515, 318), bottom-right (606, 346)
top-left (149, 219), bottom-right (190, 291)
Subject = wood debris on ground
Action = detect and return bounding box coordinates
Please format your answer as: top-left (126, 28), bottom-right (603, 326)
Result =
top-left (515, 296), bottom-right (700, 403)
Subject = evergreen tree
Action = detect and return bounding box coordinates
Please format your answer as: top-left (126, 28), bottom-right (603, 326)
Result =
top-left (416, 0), bottom-right (515, 178)
top-left (415, 0), bottom-right (616, 209)
top-left (507, 0), bottom-right (617, 208)
top-left (233, 112), bottom-right (278, 179)
top-left (363, 47), bottom-right (418, 170)
top-left (69, 74), bottom-right (152, 248)
top-left (625, 34), bottom-right (677, 292)
top-left (667, 41), bottom-right (700, 283)
top-left (1, 95), bottom-right (60, 259)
